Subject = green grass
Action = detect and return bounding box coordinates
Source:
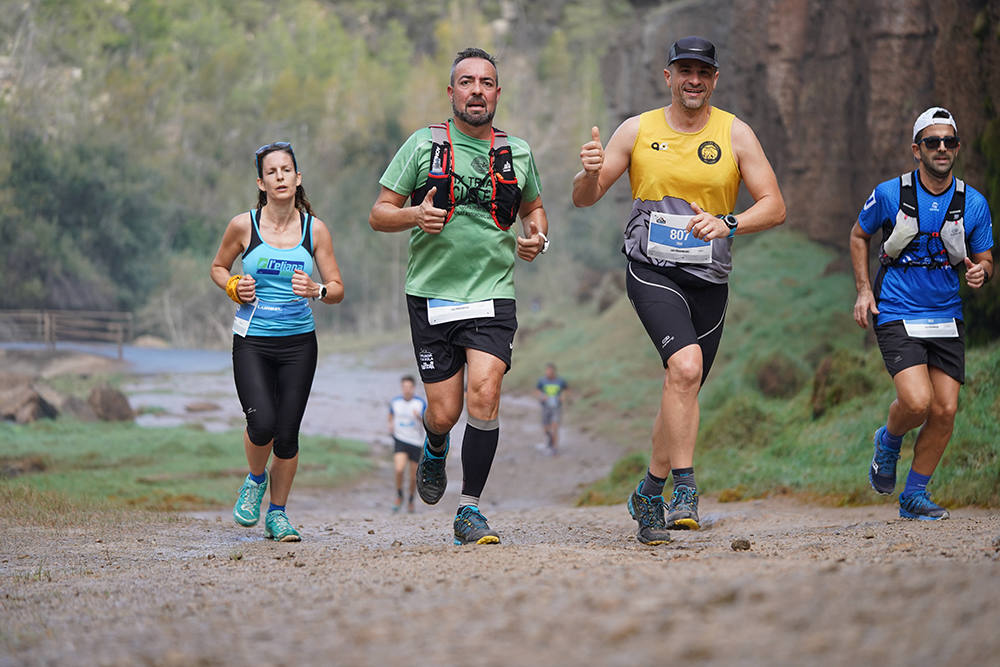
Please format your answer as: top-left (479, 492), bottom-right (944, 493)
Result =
top-left (0, 420), bottom-right (372, 518)
top-left (509, 228), bottom-right (1000, 507)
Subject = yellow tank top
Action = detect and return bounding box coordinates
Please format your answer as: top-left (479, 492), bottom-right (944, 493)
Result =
top-left (624, 106), bottom-right (741, 283)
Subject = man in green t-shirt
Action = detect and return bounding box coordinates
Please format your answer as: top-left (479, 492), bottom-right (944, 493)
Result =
top-left (369, 47), bottom-right (549, 546)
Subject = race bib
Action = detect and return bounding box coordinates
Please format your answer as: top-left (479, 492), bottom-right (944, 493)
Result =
top-left (647, 212), bottom-right (712, 264)
top-left (903, 318), bottom-right (958, 338)
top-left (232, 299), bottom-right (259, 337)
top-left (427, 298), bottom-right (495, 325)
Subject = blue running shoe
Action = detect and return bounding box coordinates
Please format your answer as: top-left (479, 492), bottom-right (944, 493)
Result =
top-left (899, 491), bottom-right (950, 521)
top-left (453, 505), bottom-right (500, 545)
top-left (666, 485), bottom-right (700, 530)
top-left (416, 435), bottom-right (449, 505)
top-left (233, 473), bottom-right (268, 527)
top-left (869, 426), bottom-right (900, 495)
top-left (626, 482), bottom-right (672, 545)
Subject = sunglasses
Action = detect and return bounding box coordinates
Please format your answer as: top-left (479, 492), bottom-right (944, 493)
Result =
top-left (254, 141), bottom-right (297, 174)
top-left (917, 136), bottom-right (959, 150)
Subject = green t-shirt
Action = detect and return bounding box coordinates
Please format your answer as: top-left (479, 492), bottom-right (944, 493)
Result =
top-left (379, 120), bottom-right (542, 302)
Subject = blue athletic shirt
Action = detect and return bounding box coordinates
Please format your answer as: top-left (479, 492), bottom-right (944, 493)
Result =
top-left (236, 210), bottom-right (316, 336)
top-left (858, 171), bottom-right (993, 326)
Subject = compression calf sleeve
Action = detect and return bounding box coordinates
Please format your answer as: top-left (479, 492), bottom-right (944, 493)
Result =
top-left (460, 420), bottom-right (499, 499)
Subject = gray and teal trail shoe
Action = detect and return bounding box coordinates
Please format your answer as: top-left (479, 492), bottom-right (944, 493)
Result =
top-left (264, 509), bottom-right (301, 542)
top-left (233, 473), bottom-right (268, 527)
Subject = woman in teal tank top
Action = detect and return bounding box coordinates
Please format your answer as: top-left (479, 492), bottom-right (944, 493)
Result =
top-left (210, 142), bottom-right (345, 542)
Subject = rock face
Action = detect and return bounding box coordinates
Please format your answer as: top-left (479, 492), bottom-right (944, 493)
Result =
top-left (603, 0), bottom-right (999, 246)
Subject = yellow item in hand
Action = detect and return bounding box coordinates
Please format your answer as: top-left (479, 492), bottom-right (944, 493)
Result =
top-left (225, 275), bottom-right (244, 304)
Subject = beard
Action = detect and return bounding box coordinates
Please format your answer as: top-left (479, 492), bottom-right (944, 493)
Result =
top-left (453, 101), bottom-right (495, 127)
top-left (921, 151), bottom-right (954, 179)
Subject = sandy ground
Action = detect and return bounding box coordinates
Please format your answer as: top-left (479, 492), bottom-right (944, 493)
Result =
top-left (2, 349), bottom-right (1000, 666)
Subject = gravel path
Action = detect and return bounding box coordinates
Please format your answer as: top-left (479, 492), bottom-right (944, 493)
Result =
top-left (3, 349), bottom-right (999, 665)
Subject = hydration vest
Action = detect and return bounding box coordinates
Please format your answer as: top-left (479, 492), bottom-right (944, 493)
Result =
top-left (879, 171), bottom-right (967, 268)
top-left (410, 122), bottom-right (522, 230)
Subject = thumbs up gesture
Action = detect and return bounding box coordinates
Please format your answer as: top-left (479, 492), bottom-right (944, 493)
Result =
top-left (517, 219), bottom-right (546, 262)
top-left (580, 126), bottom-right (604, 174)
top-left (416, 186), bottom-right (447, 234)
top-left (964, 256), bottom-right (987, 289)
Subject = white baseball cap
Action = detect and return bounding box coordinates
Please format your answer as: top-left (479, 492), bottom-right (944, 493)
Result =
top-left (912, 107), bottom-right (957, 142)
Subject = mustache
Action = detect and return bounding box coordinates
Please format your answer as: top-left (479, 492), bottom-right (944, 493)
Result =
top-left (466, 96), bottom-right (487, 106)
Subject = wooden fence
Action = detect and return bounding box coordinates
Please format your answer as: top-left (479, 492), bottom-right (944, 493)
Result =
top-left (0, 310), bottom-right (133, 358)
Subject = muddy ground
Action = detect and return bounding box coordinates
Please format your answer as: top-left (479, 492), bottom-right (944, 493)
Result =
top-left (2, 348), bottom-right (999, 666)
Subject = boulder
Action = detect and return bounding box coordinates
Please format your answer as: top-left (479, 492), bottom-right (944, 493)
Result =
top-left (88, 383), bottom-right (135, 422)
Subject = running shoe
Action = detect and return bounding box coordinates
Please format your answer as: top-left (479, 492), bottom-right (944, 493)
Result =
top-left (453, 505), bottom-right (500, 545)
top-left (233, 473), bottom-right (268, 527)
top-left (869, 426), bottom-right (900, 495)
top-left (416, 435), bottom-right (449, 505)
top-left (264, 509), bottom-right (302, 541)
top-left (899, 491), bottom-right (950, 521)
top-left (626, 482), bottom-right (672, 545)
top-left (666, 484), bottom-right (700, 530)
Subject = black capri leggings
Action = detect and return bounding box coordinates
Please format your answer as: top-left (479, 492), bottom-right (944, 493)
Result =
top-left (232, 331), bottom-right (317, 459)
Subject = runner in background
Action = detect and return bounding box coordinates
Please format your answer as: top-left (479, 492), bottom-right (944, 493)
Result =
top-left (388, 375), bottom-right (426, 513)
top-left (535, 363), bottom-right (568, 456)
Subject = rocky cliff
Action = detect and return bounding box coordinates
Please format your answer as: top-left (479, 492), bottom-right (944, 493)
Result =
top-left (603, 0), bottom-right (1000, 247)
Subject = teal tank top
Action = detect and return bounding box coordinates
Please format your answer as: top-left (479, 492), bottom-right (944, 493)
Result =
top-left (234, 209), bottom-right (316, 337)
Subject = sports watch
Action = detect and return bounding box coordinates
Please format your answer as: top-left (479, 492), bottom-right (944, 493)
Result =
top-left (315, 284), bottom-right (327, 300)
top-left (720, 214), bottom-right (738, 237)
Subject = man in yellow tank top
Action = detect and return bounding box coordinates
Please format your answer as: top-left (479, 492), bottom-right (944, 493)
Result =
top-left (572, 36), bottom-right (786, 545)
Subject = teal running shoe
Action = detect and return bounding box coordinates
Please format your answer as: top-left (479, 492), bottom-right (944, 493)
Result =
top-left (416, 435), bottom-right (449, 505)
top-left (626, 482), bottom-right (672, 545)
top-left (666, 484), bottom-right (700, 530)
top-left (869, 426), bottom-right (900, 495)
top-left (264, 509), bottom-right (301, 541)
top-left (233, 473), bottom-right (267, 527)
top-left (899, 491), bottom-right (950, 521)
top-left (453, 505), bottom-right (500, 545)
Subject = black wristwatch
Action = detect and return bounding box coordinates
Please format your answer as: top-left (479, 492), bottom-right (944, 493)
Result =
top-left (720, 214), bottom-right (738, 237)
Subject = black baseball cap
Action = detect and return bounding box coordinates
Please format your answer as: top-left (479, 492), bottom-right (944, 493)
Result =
top-left (667, 36), bottom-right (718, 68)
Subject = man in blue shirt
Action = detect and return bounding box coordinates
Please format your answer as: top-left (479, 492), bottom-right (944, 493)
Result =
top-left (535, 363), bottom-right (569, 455)
top-left (850, 106), bottom-right (994, 520)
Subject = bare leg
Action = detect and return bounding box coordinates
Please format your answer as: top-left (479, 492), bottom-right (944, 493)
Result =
top-left (407, 460), bottom-right (417, 511)
top-left (886, 365), bottom-right (933, 437)
top-left (268, 454), bottom-right (298, 507)
top-left (243, 429), bottom-right (272, 476)
top-left (650, 345), bottom-right (702, 478)
top-left (911, 367), bottom-right (960, 476)
top-left (423, 370), bottom-right (466, 435)
top-left (393, 451), bottom-right (407, 494)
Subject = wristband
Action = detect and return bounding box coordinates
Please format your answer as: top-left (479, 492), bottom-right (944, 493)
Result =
top-left (538, 231), bottom-right (549, 254)
top-left (225, 275), bottom-right (244, 304)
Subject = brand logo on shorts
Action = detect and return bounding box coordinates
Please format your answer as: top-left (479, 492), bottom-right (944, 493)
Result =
top-left (418, 348), bottom-right (435, 370)
top-left (698, 141), bottom-right (721, 164)
top-left (660, 334), bottom-right (674, 348)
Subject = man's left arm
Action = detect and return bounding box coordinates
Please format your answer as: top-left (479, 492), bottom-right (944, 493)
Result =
top-left (686, 118), bottom-right (786, 241)
top-left (516, 196), bottom-right (548, 262)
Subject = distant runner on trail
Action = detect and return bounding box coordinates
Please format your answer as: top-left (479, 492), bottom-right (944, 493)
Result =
top-left (535, 362), bottom-right (569, 456)
top-left (211, 141), bottom-right (345, 542)
top-left (572, 36), bottom-right (785, 545)
top-left (388, 375), bottom-right (426, 513)
top-left (851, 106), bottom-right (993, 521)
top-left (369, 47), bottom-right (549, 546)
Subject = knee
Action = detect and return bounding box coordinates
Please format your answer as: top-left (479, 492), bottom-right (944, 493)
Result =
top-left (897, 391), bottom-right (932, 418)
top-left (246, 410), bottom-right (276, 447)
top-left (466, 381), bottom-right (501, 421)
top-left (272, 433), bottom-right (299, 460)
top-left (928, 398), bottom-right (958, 423)
top-left (665, 353), bottom-right (702, 392)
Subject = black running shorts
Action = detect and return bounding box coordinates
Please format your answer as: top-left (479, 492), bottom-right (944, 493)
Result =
top-left (406, 295), bottom-right (517, 384)
top-left (625, 261), bottom-right (728, 384)
top-left (393, 437), bottom-right (422, 462)
top-left (874, 319), bottom-right (965, 384)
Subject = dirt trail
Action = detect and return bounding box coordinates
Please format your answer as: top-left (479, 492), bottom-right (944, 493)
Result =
top-left (2, 349), bottom-right (1000, 666)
